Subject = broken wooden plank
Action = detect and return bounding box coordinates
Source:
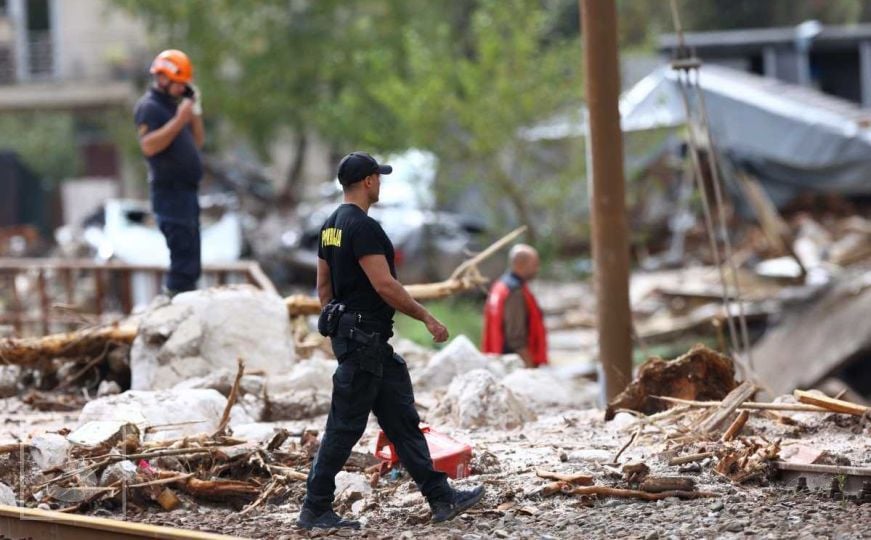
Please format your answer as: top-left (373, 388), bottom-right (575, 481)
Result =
top-left (753, 277), bottom-right (871, 396)
top-left (793, 390), bottom-right (869, 417)
top-left (773, 461), bottom-right (871, 478)
top-left (721, 410), bottom-right (750, 442)
top-left (535, 469), bottom-right (594, 485)
top-left (696, 381), bottom-right (756, 434)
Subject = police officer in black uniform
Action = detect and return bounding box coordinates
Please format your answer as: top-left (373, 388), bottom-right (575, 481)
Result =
top-left (298, 152), bottom-right (485, 530)
top-left (134, 49), bottom-right (205, 296)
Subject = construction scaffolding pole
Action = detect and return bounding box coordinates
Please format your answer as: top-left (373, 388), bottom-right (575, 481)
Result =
top-left (580, 0), bottom-right (633, 401)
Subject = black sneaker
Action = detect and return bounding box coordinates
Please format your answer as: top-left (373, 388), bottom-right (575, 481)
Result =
top-left (430, 485), bottom-right (486, 523)
top-left (296, 507), bottom-right (361, 530)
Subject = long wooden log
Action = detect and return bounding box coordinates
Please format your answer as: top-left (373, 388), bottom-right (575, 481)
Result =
top-left (568, 486), bottom-right (715, 500)
top-left (0, 324), bottom-right (137, 366)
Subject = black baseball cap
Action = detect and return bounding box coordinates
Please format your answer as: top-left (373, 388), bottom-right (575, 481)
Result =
top-left (337, 151), bottom-right (392, 186)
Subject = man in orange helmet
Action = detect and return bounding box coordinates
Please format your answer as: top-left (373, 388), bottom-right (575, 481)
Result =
top-left (134, 49), bottom-right (206, 296)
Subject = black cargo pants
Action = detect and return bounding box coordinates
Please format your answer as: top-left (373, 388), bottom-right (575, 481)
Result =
top-left (157, 216), bottom-right (201, 294)
top-left (303, 340), bottom-right (451, 513)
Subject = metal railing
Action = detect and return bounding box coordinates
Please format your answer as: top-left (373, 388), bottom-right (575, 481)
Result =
top-left (0, 258), bottom-right (277, 336)
top-left (27, 31), bottom-right (53, 78)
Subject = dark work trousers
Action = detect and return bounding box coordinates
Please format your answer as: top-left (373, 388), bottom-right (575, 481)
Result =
top-left (304, 341), bottom-right (450, 513)
top-left (157, 216), bottom-right (201, 293)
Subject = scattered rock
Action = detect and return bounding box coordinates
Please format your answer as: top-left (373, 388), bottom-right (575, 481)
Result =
top-left (173, 368), bottom-right (237, 396)
top-left (414, 335), bottom-right (504, 389)
top-left (67, 421), bottom-right (140, 451)
top-left (722, 519), bottom-right (747, 533)
top-left (390, 336), bottom-right (432, 369)
top-left (78, 389), bottom-right (253, 441)
top-left (501, 368), bottom-right (596, 410)
top-left (231, 423), bottom-right (280, 443)
top-left (471, 451), bottom-right (502, 475)
top-left (431, 369), bottom-right (535, 429)
top-left (100, 460), bottom-right (137, 487)
top-left (567, 449), bottom-right (613, 464)
top-left (96, 380), bottom-right (122, 397)
top-left (29, 433), bottom-right (70, 471)
top-left (267, 358), bottom-right (334, 394)
top-left (334, 471), bottom-right (372, 508)
top-left (131, 285), bottom-right (295, 390)
top-left (0, 365), bottom-right (21, 398)
top-left (264, 391), bottom-right (331, 421)
top-left (0, 482), bottom-right (16, 506)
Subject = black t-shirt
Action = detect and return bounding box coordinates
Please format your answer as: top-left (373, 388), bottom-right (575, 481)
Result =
top-left (317, 204), bottom-right (396, 327)
top-left (133, 88), bottom-right (203, 192)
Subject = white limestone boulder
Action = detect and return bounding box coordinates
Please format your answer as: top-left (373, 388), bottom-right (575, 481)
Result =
top-left (131, 285), bottom-right (295, 390)
top-left (432, 369), bottom-right (535, 429)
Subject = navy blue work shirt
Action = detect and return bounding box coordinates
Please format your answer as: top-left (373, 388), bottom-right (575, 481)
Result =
top-left (133, 88), bottom-right (203, 221)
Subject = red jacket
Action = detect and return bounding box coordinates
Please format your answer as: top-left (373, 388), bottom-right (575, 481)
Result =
top-left (481, 273), bottom-right (548, 366)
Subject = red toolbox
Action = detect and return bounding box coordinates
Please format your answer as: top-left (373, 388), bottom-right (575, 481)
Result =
top-left (373, 425), bottom-right (473, 479)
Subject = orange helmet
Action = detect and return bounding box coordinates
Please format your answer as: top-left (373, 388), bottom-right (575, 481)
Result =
top-left (150, 49), bottom-right (193, 84)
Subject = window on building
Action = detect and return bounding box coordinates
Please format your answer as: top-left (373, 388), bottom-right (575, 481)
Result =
top-left (25, 0), bottom-right (53, 77)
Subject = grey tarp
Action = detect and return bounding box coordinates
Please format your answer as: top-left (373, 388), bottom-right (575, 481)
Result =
top-left (525, 65), bottom-right (871, 208)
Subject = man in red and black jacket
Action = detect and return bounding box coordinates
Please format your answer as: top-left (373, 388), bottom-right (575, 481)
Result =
top-left (482, 244), bottom-right (548, 367)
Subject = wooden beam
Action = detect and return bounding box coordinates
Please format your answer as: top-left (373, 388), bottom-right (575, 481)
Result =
top-left (0, 504), bottom-right (240, 539)
top-left (773, 461), bottom-right (871, 477)
top-left (696, 381), bottom-right (756, 434)
top-left (0, 324), bottom-right (138, 366)
top-left (793, 390), bottom-right (869, 417)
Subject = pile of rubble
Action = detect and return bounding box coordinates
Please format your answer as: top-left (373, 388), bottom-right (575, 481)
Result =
top-left (0, 278), bottom-right (869, 537)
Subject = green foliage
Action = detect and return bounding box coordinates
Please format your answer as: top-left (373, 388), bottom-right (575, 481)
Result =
top-left (617, 0), bottom-right (871, 49)
top-left (394, 297), bottom-right (483, 349)
top-left (0, 112), bottom-right (81, 184)
top-left (111, 0), bottom-right (584, 240)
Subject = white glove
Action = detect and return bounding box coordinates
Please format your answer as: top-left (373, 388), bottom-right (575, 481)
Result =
top-left (189, 83), bottom-right (203, 116)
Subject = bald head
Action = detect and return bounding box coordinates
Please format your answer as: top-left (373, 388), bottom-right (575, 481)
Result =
top-left (509, 244), bottom-right (540, 281)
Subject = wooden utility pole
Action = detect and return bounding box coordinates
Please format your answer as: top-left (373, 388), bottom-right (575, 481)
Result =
top-left (579, 0), bottom-right (633, 401)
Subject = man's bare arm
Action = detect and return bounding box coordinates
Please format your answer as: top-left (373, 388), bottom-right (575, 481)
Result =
top-left (316, 258), bottom-right (333, 307)
top-left (359, 254), bottom-right (448, 342)
top-left (139, 99), bottom-right (194, 157)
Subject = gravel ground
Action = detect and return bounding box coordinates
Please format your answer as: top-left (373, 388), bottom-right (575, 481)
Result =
top-left (3, 366), bottom-right (870, 540)
top-left (87, 403), bottom-right (871, 539)
top-left (130, 490), bottom-right (871, 539)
